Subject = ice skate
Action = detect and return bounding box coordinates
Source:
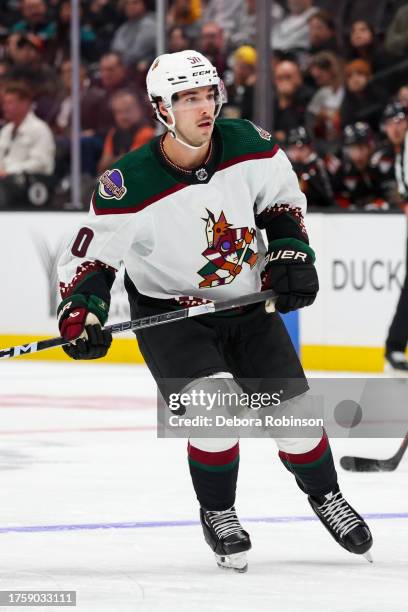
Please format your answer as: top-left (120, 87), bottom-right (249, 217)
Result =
top-left (385, 352), bottom-right (408, 375)
top-left (309, 485), bottom-right (373, 562)
top-left (200, 506), bottom-right (251, 572)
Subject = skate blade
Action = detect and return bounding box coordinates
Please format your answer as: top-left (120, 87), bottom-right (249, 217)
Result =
top-left (215, 552), bottom-right (248, 573)
top-left (363, 551), bottom-right (373, 563)
top-left (384, 362), bottom-right (408, 377)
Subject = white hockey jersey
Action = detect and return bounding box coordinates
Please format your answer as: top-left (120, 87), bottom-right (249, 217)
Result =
top-left (58, 119), bottom-right (307, 305)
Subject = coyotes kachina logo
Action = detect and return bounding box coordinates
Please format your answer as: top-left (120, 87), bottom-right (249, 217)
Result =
top-left (198, 210), bottom-right (258, 288)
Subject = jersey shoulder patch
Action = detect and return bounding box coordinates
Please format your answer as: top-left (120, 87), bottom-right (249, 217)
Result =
top-left (216, 118), bottom-right (278, 166)
top-left (93, 141), bottom-right (182, 215)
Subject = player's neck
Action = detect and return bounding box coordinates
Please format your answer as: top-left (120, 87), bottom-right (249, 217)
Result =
top-left (162, 132), bottom-right (211, 169)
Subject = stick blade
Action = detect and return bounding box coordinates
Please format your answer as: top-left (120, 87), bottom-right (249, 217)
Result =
top-left (340, 455), bottom-right (396, 472)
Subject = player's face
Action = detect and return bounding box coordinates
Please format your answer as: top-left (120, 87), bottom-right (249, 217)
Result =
top-left (384, 117), bottom-right (408, 146)
top-left (171, 85), bottom-right (216, 147)
top-left (287, 144), bottom-right (312, 163)
top-left (345, 144), bottom-right (371, 169)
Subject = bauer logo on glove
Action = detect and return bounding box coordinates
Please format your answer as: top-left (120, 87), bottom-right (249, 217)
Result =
top-left (264, 248), bottom-right (308, 265)
top-left (261, 237), bottom-right (319, 314)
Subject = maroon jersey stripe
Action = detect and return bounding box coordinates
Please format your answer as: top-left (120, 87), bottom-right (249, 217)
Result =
top-left (218, 144), bottom-right (279, 172)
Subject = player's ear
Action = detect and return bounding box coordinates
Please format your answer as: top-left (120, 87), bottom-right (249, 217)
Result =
top-left (158, 100), bottom-right (168, 120)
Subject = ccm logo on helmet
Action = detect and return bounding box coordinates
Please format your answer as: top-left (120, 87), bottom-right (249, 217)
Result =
top-left (265, 250), bottom-right (307, 264)
top-left (192, 69), bottom-right (211, 76)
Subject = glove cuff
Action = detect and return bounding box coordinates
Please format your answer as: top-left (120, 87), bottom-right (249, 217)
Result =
top-left (265, 238), bottom-right (316, 265)
top-left (57, 294), bottom-right (109, 326)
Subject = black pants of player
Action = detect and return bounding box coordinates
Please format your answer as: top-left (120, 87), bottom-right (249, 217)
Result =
top-left (130, 296), bottom-right (308, 399)
top-left (386, 234), bottom-right (408, 353)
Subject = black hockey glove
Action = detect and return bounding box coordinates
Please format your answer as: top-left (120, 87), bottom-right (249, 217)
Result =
top-left (57, 294), bottom-right (112, 360)
top-left (261, 238), bottom-right (319, 314)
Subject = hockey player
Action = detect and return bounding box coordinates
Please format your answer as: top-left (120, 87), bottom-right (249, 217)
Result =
top-left (285, 126), bottom-right (335, 208)
top-left (380, 102), bottom-right (408, 372)
top-left (330, 122), bottom-right (380, 209)
top-left (57, 51), bottom-right (373, 571)
top-left (371, 102), bottom-right (408, 210)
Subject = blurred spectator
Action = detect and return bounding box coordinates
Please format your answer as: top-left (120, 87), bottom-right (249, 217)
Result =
top-left (168, 26), bottom-right (192, 53)
top-left (307, 51), bottom-right (344, 151)
top-left (54, 60), bottom-right (106, 138)
top-left (12, 32), bottom-right (45, 66)
top-left (97, 51), bottom-right (140, 126)
top-left (273, 59), bottom-right (314, 143)
top-left (4, 32), bottom-right (22, 63)
top-left (0, 0), bottom-right (20, 29)
top-left (48, 1), bottom-right (98, 68)
top-left (0, 60), bottom-right (11, 128)
top-left (198, 22), bottom-right (227, 78)
top-left (79, 51), bottom-right (144, 176)
top-left (339, 59), bottom-right (386, 130)
top-left (222, 45), bottom-right (256, 120)
top-left (167, 0), bottom-right (201, 25)
top-left (330, 122), bottom-right (380, 209)
top-left (308, 10), bottom-right (338, 55)
top-left (340, 0), bottom-right (397, 40)
top-left (202, 0), bottom-right (242, 44)
top-left (371, 102), bottom-right (408, 209)
top-left (285, 126), bottom-right (334, 207)
top-left (99, 52), bottom-right (129, 96)
top-left (53, 60), bottom-right (127, 202)
top-left (167, 0), bottom-right (202, 40)
top-left (0, 83), bottom-right (55, 209)
top-left (229, 0), bottom-right (284, 50)
top-left (82, 0), bottom-right (124, 58)
top-left (7, 34), bottom-right (59, 124)
top-left (385, 4), bottom-right (408, 57)
top-left (346, 19), bottom-right (397, 91)
top-left (397, 85), bottom-right (408, 111)
top-left (111, 0), bottom-right (156, 69)
top-left (272, 0), bottom-right (318, 53)
top-left (11, 0), bottom-right (55, 42)
top-left (98, 90), bottom-right (154, 174)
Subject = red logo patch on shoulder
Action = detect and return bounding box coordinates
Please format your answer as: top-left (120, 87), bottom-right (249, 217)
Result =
top-left (249, 121), bottom-right (271, 141)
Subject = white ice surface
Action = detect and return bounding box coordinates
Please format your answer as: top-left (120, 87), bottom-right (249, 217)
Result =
top-left (0, 361), bottom-right (406, 612)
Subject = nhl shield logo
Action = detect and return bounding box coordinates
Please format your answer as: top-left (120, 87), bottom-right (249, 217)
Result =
top-left (195, 168), bottom-right (208, 182)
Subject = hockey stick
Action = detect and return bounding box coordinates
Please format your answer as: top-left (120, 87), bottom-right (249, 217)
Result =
top-left (0, 289), bottom-right (276, 360)
top-left (340, 432), bottom-right (408, 472)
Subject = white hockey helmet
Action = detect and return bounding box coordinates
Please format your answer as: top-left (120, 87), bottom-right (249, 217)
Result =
top-left (146, 50), bottom-right (225, 145)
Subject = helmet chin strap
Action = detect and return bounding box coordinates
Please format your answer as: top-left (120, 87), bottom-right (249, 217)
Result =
top-left (170, 128), bottom-right (209, 151)
top-left (166, 107), bottom-right (209, 151)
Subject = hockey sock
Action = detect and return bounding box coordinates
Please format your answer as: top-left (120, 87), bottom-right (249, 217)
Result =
top-left (188, 440), bottom-right (239, 511)
top-left (278, 430), bottom-right (337, 496)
